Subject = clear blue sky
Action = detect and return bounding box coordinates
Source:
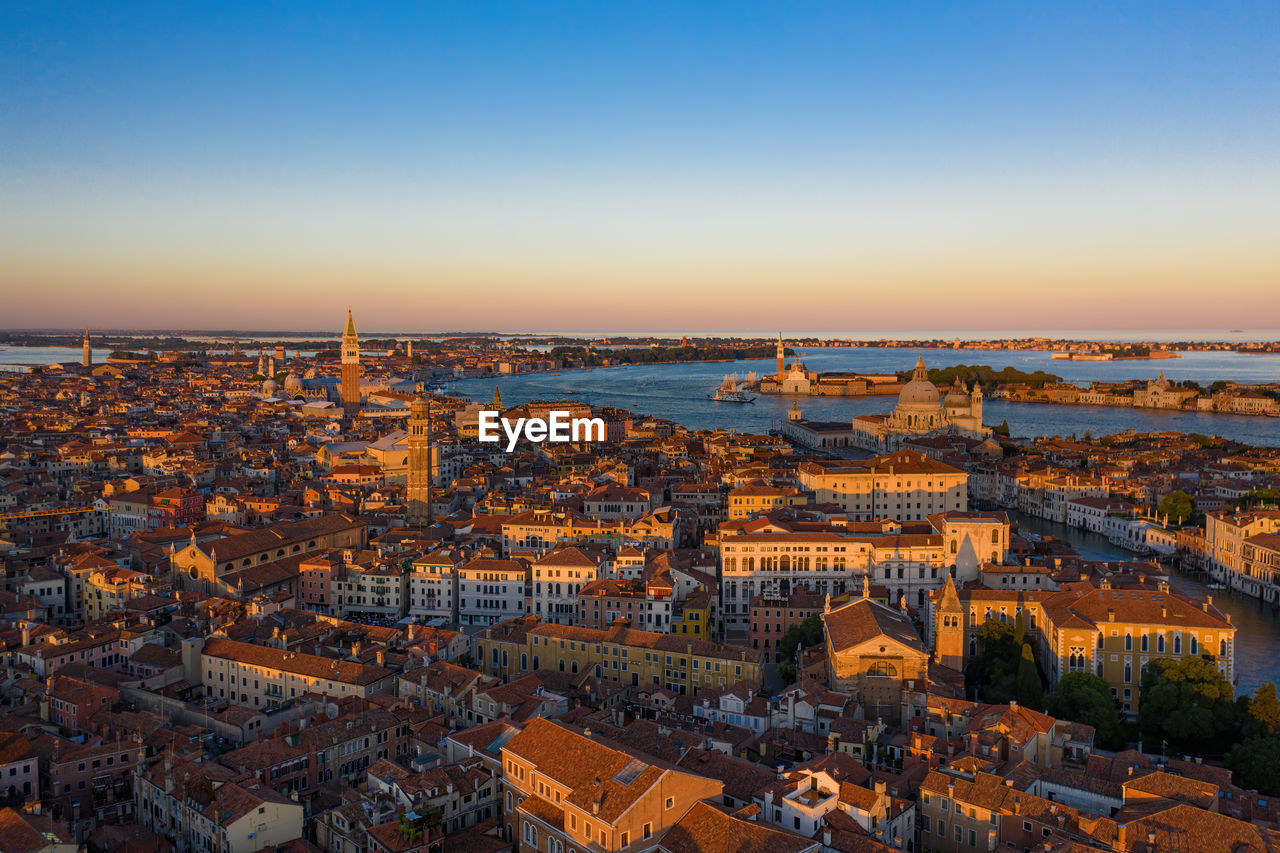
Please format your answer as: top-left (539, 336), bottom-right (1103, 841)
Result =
top-left (3, 2), bottom-right (1278, 331)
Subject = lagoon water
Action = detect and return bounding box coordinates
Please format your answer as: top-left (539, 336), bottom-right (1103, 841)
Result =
top-left (4, 343), bottom-right (1277, 444)
top-left (449, 347), bottom-right (1280, 446)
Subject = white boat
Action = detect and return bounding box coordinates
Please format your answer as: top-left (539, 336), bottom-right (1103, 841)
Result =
top-left (709, 373), bottom-right (756, 403)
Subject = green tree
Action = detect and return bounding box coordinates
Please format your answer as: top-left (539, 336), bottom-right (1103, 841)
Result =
top-left (777, 614), bottom-right (825, 683)
top-left (1138, 657), bottom-right (1236, 753)
top-left (966, 619), bottom-right (1023, 703)
top-left (1235, 488), bottom-right (1280, 510)
top-left (1157, 491), bottom-right (1195, 526)
top-left (1046, 672), bottom-right (1125, 750)
top-left (1227, 736), bottom-right (1280, 795)
top-left (1015, 643), bottom-right (1044, 709)
top-left (1245, 682), bottom-right (1280, 738)
top-left (993, 420), bottom-right (1011, 436)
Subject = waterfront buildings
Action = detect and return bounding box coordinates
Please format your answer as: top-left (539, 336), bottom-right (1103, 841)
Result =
top-left (931, 574), bottom-right (1236, 715)
top-left (845, 358), bottom-right (991, 451)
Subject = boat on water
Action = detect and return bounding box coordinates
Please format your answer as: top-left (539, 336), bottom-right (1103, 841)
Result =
top-left (709, 373), bottom-right (756, 403)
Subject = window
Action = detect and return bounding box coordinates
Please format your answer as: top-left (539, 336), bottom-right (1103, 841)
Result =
top-left (968, 829), bottom-right (977, 846)
top-left (666, 797), bottom-right (675, 809)
top-left (523, 822), bottom-right (537, 846)
top-left (643, 822), bottom-right (653, 840)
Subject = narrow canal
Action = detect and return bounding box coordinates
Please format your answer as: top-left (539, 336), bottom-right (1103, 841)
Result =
top-left (1012, 512), bottom-right (1279, 696)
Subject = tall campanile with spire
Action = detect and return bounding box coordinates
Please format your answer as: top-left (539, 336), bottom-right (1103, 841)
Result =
top-left (340, 307), bottom-right (361, 416)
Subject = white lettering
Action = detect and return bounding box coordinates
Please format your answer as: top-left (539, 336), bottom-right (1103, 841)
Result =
top-left (502, 417), bottom-right (525, 453)
top-left (548, 410), bottom-right (571, 441)
top-left (573, 416), bottom-right (605, 442)
top-left (478, 410), bottom-right (500, 443)
top-left (476, 410), bottom-right (607, 452)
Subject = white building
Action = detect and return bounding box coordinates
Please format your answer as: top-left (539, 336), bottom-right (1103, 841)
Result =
top-left (530, 546), bottom-right (605, 624)
top-left (457, 558), bottom-right (528, 626)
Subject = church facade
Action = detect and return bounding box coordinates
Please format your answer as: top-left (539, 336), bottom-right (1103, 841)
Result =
top-left (847, 358), bottom-right (991, 452)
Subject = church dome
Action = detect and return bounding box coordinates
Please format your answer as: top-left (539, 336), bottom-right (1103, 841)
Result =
top-left (284, 372), bottom-right (302, 392)
top-left (897, 358), bottom-right (941, 409)
top-left (944, 377), bottom-right (970, 410)
top-left (262, 378), bottom-right (279, 396)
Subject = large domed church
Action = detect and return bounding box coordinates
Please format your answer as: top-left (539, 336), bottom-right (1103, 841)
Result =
top-left (850, 358), bottom-right (990, 451)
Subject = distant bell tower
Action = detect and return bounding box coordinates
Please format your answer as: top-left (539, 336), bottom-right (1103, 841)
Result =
top-left (406, 397), bottom-right (434, 526)
top-left (341, 306), bottom-right (361, 415)
top-left (82, 330), bottom-right (91, 367)
top-left (492, 386), bottom-right (502, 409)
top-left (776, 332), bottom-right (785, 376)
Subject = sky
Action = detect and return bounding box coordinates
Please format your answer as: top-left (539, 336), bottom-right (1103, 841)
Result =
top-left (2, 2), bottom-right (1279, 332)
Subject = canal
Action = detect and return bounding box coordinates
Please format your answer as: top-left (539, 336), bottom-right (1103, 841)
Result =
top-left (1012, 511), bottom-right (1280, 697)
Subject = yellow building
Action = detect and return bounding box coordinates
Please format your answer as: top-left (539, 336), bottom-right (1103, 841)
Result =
top-left (671, 588), bottom-right (711, 639)
top-left (796, 448), bottom-right (968, 522)
top-left (725, 483), bottom-right (808, 520)
top-left (476, 616), bottom-right (763, 695)
top-left (933, 577), bottom-right (1235, 715)
top-left (501, 717), bottom-right (721, 853)
top-left (196, 637), bottom-right (395, 709)
top-left (84, 567), bottom-right (156, 621)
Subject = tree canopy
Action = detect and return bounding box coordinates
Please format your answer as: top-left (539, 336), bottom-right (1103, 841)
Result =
top-left (1157, 490), bottom-right (1195, 526)
top-left (776, 614), bottom-right (825, 683)
top-left (1138, 657), bottom-right (1236, 752)
top-left (966, 619), bottom-right (1044, 705)
top-left (1046, 672), bottom-right (1125, 750)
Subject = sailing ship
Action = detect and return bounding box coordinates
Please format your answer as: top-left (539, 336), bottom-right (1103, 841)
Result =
top-left (709, 373), bottom-right (756, 403)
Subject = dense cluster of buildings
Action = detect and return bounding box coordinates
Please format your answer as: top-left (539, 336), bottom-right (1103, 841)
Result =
top-left (0, 314), bottom-right (1277, 853)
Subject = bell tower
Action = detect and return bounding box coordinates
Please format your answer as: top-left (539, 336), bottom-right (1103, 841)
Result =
top-left (935, 573), bottom-right (966, 672)
top-left (340, 306), bottom-right (361, 416)
top-left (775, 333), bottom-right (786, 377)
top-left (406, 397), bottom-right (434, 526)
top-left (82, 330), bottom-right (91, 367)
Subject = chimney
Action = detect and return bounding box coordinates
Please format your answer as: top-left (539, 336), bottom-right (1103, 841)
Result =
top-left (1107, 608), bottom-right (1115, 622)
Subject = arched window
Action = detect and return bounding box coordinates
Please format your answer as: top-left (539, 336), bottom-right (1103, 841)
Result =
top-left (1190, 635), bottom-right (1198, 655)
top-left (992, 530), bottom-right (1000, 543)
top-left (1173, 634), bottom-right (1182, 655)
top-left (868, 661), bottom-right (898, 678)
top-left (950, 541), bottom-right (958, 555)
top-left (520, 653), bottom-right (527, 671)
top-left (1157, 634), bottom-right (1165, 653)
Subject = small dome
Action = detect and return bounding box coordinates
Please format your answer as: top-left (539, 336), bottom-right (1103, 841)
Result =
top-left (284, 372), bottom-right (302, 392)
top-left (944, 377), bottom-right (970, 409)
top-left (262, 378), bottom-right (278, 396)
